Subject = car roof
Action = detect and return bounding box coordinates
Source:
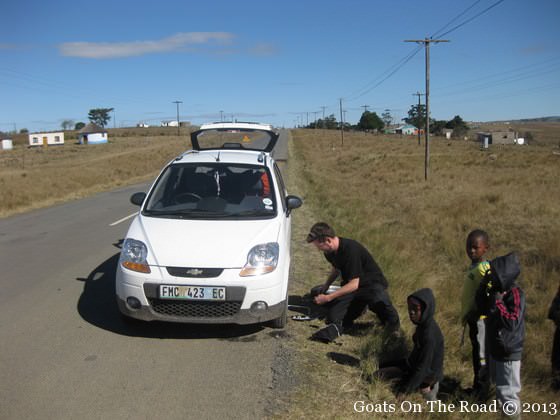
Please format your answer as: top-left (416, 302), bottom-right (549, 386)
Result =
top-left (190, 122), bottom-right (278, 153)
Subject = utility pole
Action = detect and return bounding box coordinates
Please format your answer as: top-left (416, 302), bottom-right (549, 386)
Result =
top-left (339, 98), bottom-right (344, 146)
top-left (320, 106), bottom-right (326, 129)
top-left (405, 38), bottom-right (448, 181)
top-left (220, 110), bottom-right (224, 122)
top-left (172, 100), bottom-right (182, 136)
top-left (361, 105), bottom-right (369, 113)
top-left (412, 92), bottom-right (425, 146)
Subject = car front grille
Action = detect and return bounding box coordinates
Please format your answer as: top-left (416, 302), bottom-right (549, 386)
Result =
top-left (148, 298), bottom-right (242, 318)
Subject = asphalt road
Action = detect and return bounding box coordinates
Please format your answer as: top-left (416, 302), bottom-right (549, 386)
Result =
top-left (0, 130), bottom-right (293, 420)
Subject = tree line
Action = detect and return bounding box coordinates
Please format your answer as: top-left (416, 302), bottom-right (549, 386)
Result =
top-left (59, 108), bottom-right (114, 131)
top-left (302, 104), bottom-right (470, 138)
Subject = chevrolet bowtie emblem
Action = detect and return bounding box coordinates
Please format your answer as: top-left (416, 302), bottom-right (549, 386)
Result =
top-left (186, 268), bottom-right (204, 276)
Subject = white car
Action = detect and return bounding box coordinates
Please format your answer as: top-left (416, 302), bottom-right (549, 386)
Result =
top-left (116, 122), bottom-right (302, 328)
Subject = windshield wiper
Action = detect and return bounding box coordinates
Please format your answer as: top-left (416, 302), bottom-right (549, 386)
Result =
top-left (144, 209), bottom-right (230, 218)
top-left (222, 210), bottom-right (271, 217)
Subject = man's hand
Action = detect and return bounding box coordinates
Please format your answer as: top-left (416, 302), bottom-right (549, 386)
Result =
top-left (314, 293), bottom-right (331, 305)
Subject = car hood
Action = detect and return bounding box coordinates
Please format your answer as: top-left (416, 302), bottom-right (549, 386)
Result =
top-left (126, 215), bottom-right (281, 268)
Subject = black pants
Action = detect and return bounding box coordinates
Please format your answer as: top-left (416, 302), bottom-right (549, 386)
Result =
top-left (467, 318), bottom-right (489, 391)
top-left (553, 327), bottom-right (560, 387)
top-left (325, 284), bottom-right (400, 333)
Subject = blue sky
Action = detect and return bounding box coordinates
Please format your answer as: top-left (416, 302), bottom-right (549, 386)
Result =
top-left (1, 0), bottom-right (559, 133)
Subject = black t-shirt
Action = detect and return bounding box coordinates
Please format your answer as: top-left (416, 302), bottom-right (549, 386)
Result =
top-left (324, 237), bottom-right (388, 289)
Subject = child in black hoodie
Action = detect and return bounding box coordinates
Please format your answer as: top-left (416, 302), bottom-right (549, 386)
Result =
top-left (476, 252), bottom-right (525, 417)
top-left (376, 288), bottom-right (444, 400)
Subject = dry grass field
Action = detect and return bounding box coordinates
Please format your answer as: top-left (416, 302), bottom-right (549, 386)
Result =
top-left (280, 128), bottom-right (560, 419)
top-left (1, 124), bottom-right (559, 418)
top-left (0, 128), bottom-right (191, 217)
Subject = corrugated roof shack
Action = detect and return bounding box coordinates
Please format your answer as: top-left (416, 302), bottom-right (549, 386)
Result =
top-left (79, 123), bottom-right (108, 144)
top-left (477, 131), bottom-right (519, 147)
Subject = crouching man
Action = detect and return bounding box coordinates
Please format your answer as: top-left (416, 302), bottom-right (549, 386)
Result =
top-left (306, 222), bottom-right (400, 343)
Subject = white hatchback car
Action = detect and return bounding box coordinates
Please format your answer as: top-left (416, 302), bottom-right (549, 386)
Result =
top-left (116, 122), bottom-right (302, 328)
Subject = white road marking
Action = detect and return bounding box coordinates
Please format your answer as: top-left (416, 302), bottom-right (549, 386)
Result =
top-left (110, 212), bottom-right (138, 226)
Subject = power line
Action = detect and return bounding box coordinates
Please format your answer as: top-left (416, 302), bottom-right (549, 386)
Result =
top-left (435, 0), bottom-right (507, 38)
top-left (430, 0), bottom-right (483, 38)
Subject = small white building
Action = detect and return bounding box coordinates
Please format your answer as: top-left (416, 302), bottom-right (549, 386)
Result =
top-left (28, 132), bottom-right (65, 147)
top-left (79, 123), bottom-right (108, 145)
top-left (161, 120), bottom-right (179, 127)
top-left (1, 139), bottom-right (13, 150)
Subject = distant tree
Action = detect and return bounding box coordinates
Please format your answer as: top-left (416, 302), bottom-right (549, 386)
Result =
top-left (430, 120), bottom-right (447, 135)
top-left (404, 104), bottom-right (427, 130)
top-left (381, 109), bottom-right (393, 127)
top-left (358, 111), bottom-right (384, 131)
top-left (61, 119), bottom-right (74, 130)
top-left (75, 122), bottom-right (86, 130)
top-left (88, 108), bottom-right (113, 127)
top-left (19, 128), bottom-right (29, 134)
top-left (445, 115), bottom-right (469, 138)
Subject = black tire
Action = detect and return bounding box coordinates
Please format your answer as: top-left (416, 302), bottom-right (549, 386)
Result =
top-left (269, 301), bottom-right (287, 329)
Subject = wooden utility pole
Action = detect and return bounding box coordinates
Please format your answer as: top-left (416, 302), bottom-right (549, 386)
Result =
top-left (412, 91), bottom-right (425, 146)
top-left (404, 38), bottom-right (448, 180)
top-left (339, 98), bottom-right (344, 146)
top-left (172, 100), bottom-right (182, 136)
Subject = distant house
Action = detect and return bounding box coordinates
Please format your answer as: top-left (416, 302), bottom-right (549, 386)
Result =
top-left (137, 122), bottom-right (150, 128)
top-left (79, 123), bottom-right (108, 144)
top-left (161, 120), bottom-right (179, 127)
top-left (396, 124), bottom-right (419, 135)
top-left (28, 131), bottom-right (64, 147)
top-left (477, 131), bottom-right (518, 146)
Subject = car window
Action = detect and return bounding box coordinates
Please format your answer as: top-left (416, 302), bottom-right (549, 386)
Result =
top-left (191, 126), bottom-right (278, 152)
top-left (143, 163), bottom-right (277, 219)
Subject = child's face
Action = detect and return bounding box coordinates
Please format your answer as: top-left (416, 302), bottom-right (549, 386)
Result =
top-left (408, 301), bottom-right (422, 324)
top-left (466, 236), bottom-right (488, 263)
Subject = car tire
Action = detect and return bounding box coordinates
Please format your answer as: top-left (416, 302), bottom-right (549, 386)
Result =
top-left (269, 301), bottom-right (287, 329)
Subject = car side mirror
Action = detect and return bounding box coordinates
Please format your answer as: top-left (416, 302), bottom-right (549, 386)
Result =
top-left (130, 192), bottom-right (146, 206)
top-left (286, 195), bottom-right (303, 216)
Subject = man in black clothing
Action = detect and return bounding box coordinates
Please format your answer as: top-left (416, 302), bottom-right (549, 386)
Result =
top-left (306, 222), bottom-right (400, 343)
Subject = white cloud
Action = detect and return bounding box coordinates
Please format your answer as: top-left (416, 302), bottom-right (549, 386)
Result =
top-left (59, 32), bottom-right (235, 59)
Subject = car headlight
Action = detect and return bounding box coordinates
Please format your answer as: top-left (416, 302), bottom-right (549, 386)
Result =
top-left (239, 242), bottom-right (279, 277)
top-left (120, 238), bottom-right (151, 273)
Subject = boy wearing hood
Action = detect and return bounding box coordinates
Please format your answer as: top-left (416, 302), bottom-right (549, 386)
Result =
top-left (548, 284), bottom-right (560, 390)
top-left (476, 252), bottom-right (525, 417)
top-left (376, 288), bottom-right (444, 400)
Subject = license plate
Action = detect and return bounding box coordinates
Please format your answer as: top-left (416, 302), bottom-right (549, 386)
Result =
top-left (159, 285), bottom-right (226, 301)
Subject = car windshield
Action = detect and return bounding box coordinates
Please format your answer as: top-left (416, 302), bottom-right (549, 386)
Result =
top-left (143, 163), bottom-right (277, 219)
